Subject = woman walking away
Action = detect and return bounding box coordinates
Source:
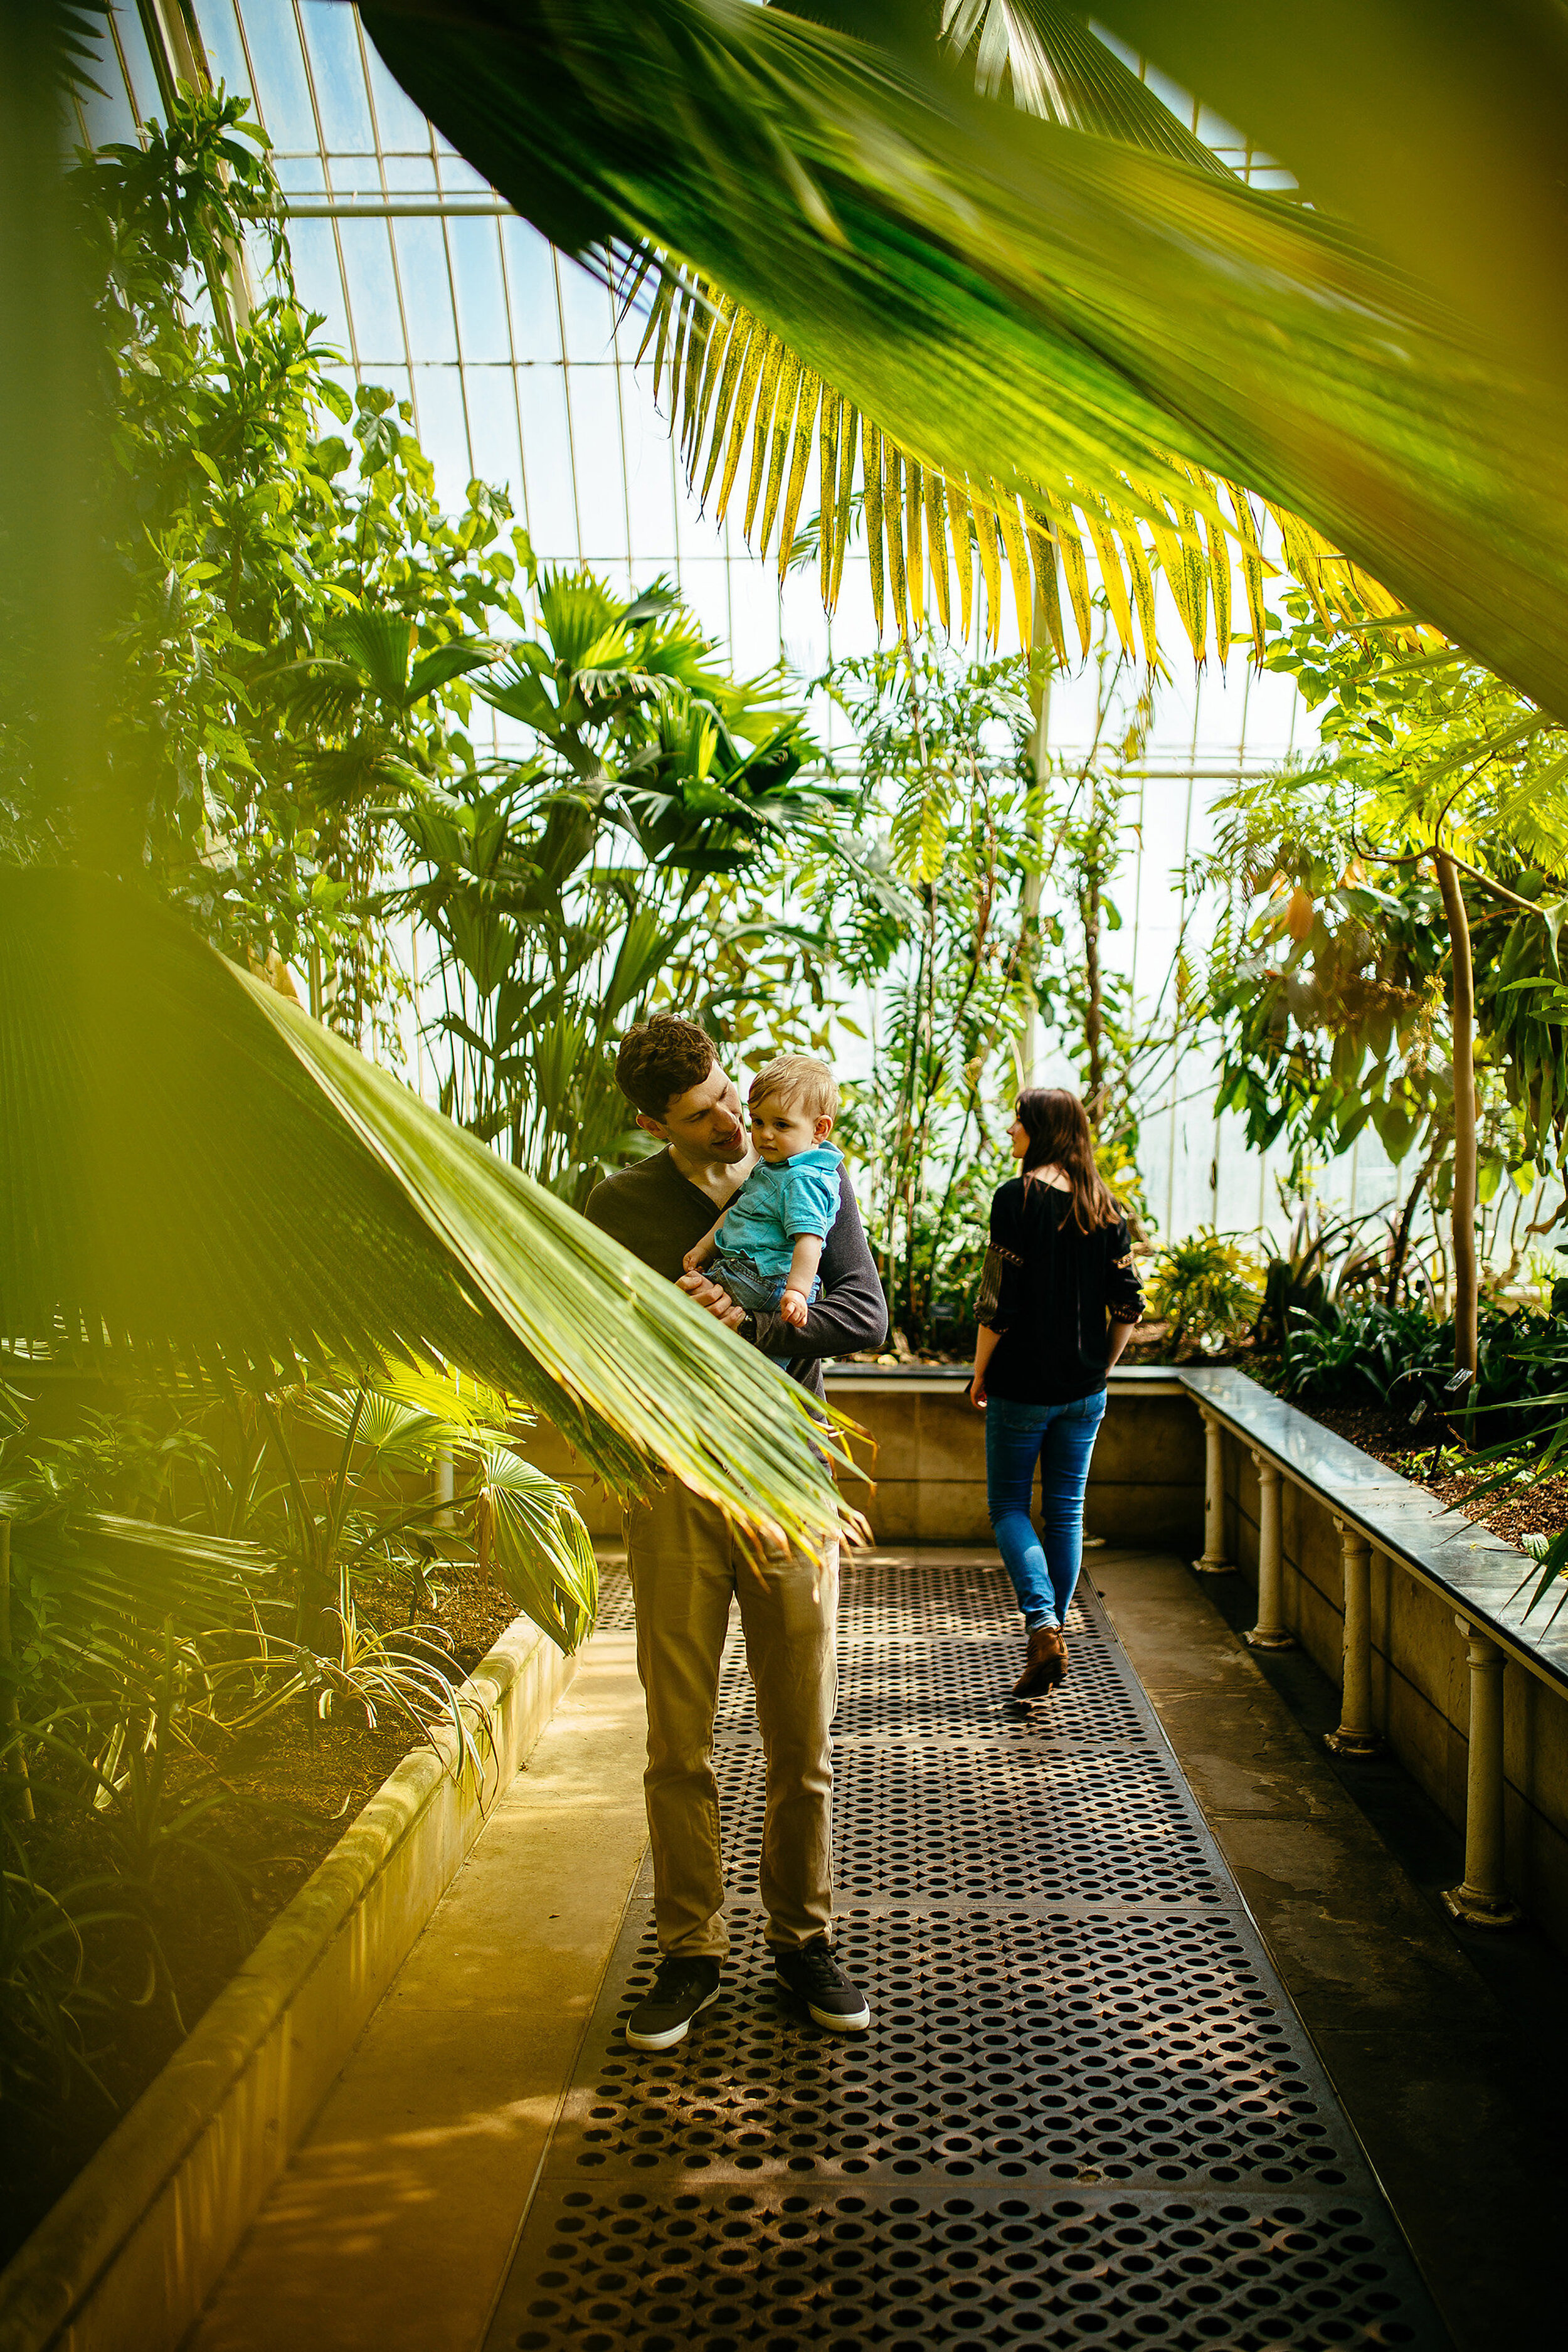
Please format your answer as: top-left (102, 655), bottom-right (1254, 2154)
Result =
top-left (969, 1089), bottom-right (1143, 1699)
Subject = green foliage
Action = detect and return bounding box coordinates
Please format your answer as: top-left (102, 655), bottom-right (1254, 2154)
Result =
top-left (1145, 1230), bottom-right (1266, 1357)
top-left (0, 869), bottom-right (858, 1557)
top-left (0, 1356), bottom-right (597, 2115)
top-left (818, 644), bottom-right (1049, 1349)
top-left (1198, 589), bottom-right (1568, 1239)
top-left (1281, 1295), bottom-right (1568, 1453)
top-left (398, 566), bottom-right (853, 1204)
top-left (0, 85), bottom-right (526, 1056)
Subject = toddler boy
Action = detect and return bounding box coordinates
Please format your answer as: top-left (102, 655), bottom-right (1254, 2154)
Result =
top-left (683, 1055), bottom-right (842, 1332)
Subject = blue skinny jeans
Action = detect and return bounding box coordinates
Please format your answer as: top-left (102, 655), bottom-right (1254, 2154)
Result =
top-left (984, 1389), bottom-right (1107, 1631)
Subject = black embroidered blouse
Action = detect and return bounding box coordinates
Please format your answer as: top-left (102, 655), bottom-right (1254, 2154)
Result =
top-left (975, 1177), bottom-right (1144, 1405)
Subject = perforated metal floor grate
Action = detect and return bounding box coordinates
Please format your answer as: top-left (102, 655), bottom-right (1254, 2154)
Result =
top-left (487, 1559), bottom-right (1447, 2349)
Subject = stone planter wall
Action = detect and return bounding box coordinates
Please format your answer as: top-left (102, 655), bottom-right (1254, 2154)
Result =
top-left (519, 1367), bottom-right (1207, 1554)
top-left (1216, 1427), bottom-right (1568, 1954)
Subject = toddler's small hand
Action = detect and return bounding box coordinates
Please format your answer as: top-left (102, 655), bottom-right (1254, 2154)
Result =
top-left (682, 1243), bottom-right (706, 1273)
top-left (780, 1286), bottom-right (809, 1328)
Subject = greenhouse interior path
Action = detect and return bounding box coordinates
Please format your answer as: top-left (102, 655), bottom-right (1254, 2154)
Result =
top-left (186, 1544), bottom-right (1567, 2352)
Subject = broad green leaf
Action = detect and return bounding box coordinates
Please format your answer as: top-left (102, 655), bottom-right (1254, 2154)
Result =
top-left (0, 869), bottom-right (857, 1560)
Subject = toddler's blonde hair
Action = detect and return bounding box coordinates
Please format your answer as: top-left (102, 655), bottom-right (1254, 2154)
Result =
top-left (748, 1054), bottom-right (838, 1124)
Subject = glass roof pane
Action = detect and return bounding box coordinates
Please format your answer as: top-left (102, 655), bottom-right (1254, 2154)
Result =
top-left (240, 2), bottom-right (319, 152)
top-left (393, 218), bottom-right (460, 361)
top-left (288, 216), bottom-right (352, 350)
top-left (199, 0), bottom-right (255, 105)
top-left (362, 36), bottom-right (429, 152)
top-left (327, 151), bottom-right (383, 193)
top-left (336, 216), bottom-right (403, 363)
top-left (116, 4), bottom-right (164, 124)
top-left (556, 262), bottom-right (617, 361)
top-left (76, 56), bottom-right (139, 149)
top-left (564, 367), bottom-right (630, 565)
top-left (461, 368), bottom-right (524, 503)
top-left (410, 366), bottom-right (474, 506)
top-left (501, 223), bottom-right (563, 364)
top-left (447, 217), bottom-right (512, 364)
top-left (299, 1), bottom-right (376, 152)
top-left (514, 367), bottom-right (578, 550)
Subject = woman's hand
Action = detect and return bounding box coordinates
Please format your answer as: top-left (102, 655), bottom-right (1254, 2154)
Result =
top-left (968, 1375), bottom-right (987, 1410)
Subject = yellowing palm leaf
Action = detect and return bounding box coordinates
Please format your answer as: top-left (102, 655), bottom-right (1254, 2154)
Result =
top-left (361, 0), bottom-right (1568, 713)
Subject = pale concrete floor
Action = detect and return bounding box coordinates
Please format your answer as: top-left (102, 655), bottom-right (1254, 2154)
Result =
top-left (1092, 1545), bottom-right (1563, 2352)
top-left (184, 1631), bottom-right (649, 2352)
top-left (183, 1547), bottom-right (1559, 2352)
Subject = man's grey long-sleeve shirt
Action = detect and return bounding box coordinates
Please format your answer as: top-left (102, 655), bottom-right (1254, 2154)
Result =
top-left (585, 1148), bottom-right (888, 1399)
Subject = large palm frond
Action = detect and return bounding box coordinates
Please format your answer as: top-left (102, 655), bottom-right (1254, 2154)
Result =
top-left (1090, 0), bottom-right (1568, 384)
top-left (632, 0), bottom-right (1375, 669)
top-left (359, 0), bottom-right (1568, 715)
top-left (0, 869), bottom-right (855, 1557)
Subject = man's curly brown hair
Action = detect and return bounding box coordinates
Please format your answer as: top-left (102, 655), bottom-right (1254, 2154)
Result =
top-left (614, 1015), bottom-right (719, 1120)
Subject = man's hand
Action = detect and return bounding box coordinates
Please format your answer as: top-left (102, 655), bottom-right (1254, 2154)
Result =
top-left (677, 1268), bottom-right (746, 1329)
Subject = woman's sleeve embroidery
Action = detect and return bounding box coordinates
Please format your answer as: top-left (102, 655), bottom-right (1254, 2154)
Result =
top-left (975, 1245), bottom-right (1009, 1330)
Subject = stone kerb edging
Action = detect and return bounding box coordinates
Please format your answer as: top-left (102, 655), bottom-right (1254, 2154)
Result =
top-left (1177, 1364), bottom-right (1568, 1700)
top-left (0, 1611), bottom-right (576, 2352)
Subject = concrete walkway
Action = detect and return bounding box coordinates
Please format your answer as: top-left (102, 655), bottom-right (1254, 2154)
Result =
top-left (184, 1626), bottom-right (649, 2352)
top-left (183, 1547), bottom-right (1557, 2349)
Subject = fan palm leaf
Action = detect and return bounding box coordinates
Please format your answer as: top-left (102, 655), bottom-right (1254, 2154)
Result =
top-left (0, 869), bottom-right (856, 1557)
top-left (360, 0), bottom-right (1568, 714)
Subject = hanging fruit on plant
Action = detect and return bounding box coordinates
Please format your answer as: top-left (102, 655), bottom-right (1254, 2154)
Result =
top-left (1286, 887), bottom-right (1315, 941)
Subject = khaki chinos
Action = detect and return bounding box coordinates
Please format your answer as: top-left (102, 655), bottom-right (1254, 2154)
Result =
top-left (627, 1478), bottom-right (839, 1958)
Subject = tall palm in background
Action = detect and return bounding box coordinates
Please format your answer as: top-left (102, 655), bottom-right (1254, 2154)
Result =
top-left (361, 0), bottom-right (1568, 715)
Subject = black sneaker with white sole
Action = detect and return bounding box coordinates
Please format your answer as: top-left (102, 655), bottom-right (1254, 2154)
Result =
top-left (773, 1939), bottom-right (871, 2032)
top-left (624, 1955), bottom-right (722, 2052)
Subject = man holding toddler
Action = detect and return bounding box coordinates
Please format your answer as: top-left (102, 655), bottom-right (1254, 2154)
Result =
top-left (586, 1017), bottom-right (887, 2051)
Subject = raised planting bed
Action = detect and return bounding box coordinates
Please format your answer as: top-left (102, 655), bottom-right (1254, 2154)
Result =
top-left (1, 1560), bottom-right (519, 2269)
top-left (0, 1597), bottom-right (575, 2352)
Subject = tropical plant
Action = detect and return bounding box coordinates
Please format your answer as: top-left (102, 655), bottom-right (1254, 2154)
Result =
top-left (1253, 1189), bottom-right (1389, 1350)
top-left (0, 82), bottom-right (527, 1059)
top-left (0, 1352), bottom-right (592, 2121)
top-left (395, 563), bottom-right (854, 1204)
top-left (363, 0), bottom-right (1568, 714)
top-left (0, 869), bottom-right (860, 1559)
top-left (1197, 588), bottom-right (1568, 1376)
top-left (1145, 1230), bottom-right (1265, 1357)
top-left (818, 642), bottom-right (1049, 1350)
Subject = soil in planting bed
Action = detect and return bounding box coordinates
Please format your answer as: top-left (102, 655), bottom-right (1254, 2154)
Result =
top-left (1271, 1391), bottom-right (1568, 1552)
top-left (1, 1564), bottom-right (521, 2271)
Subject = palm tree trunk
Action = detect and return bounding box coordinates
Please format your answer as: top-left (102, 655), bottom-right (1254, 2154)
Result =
top-left (1434, 850), bottom-right (1479, 1375)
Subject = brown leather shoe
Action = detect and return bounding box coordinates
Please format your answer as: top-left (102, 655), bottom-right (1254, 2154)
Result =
top-left (1013, 1623), bottom-right (1067, 1698)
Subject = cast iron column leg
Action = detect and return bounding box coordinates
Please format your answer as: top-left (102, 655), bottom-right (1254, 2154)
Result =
top-left (1244, 1453), bottom-right (1293, 1650)
top-left (1443, 1619), bottom-right (1522, 1926)
top-left (1193, 1407), bottom-right (1233, 1574)
top-left (1324, 1520), bottom-right (1381, 1756)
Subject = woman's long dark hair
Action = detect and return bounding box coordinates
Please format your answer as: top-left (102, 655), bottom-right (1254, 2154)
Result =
top-left (1014, 1088), bottom-right (1121, 1232)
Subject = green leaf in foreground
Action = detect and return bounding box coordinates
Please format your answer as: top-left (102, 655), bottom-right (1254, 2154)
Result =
top-left (0, 867), bottom-right (856, 1559)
